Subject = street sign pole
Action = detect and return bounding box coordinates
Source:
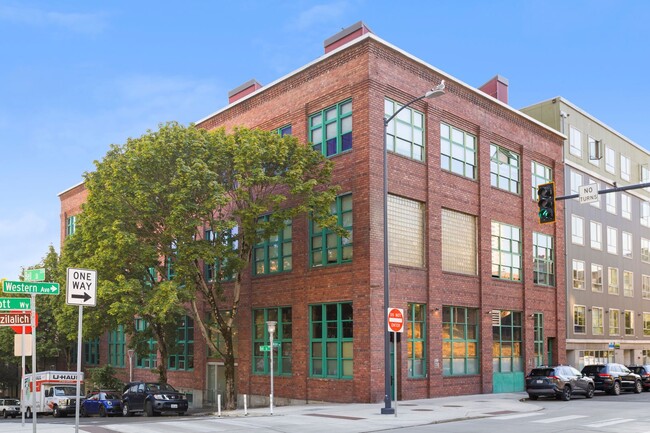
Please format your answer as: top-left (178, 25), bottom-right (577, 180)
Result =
top-left (31, 294), bottom-right (36, 433)
top-left (75, 305), bottom-right (83, 433)
top-left (393, 331), bottom-right (397, 417)
top-left (21, 324), bottom-right (25, 427)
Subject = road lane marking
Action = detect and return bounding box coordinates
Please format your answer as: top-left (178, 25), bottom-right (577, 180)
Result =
top-left (489, 412), bottom-right (545, 420)
top-left (533, 415), bottom-right (588, 424)
top-left (583, 418), bottom-right (635, 428)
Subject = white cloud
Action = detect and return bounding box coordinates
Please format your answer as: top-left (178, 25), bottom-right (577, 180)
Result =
top-left (0, 4), bottom-right (108, 35)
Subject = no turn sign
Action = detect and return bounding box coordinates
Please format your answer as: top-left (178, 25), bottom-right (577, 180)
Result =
top-left (387, 307), bottom-right (404, 333)
top-left (66, 268), bottom-right (97, 307)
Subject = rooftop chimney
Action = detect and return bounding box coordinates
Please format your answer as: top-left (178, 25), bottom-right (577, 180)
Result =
top-left (324, 21), bottom-right (373, 53)
top-left (228, 79), bottom-right (263, 104)
top-left (478, 75), bottom-right (509, 104)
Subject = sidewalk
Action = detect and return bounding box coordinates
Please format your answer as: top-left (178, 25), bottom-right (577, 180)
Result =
top-left (1, 392), bottom-right (541, 433)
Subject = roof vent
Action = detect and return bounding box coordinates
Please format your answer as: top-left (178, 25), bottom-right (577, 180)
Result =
top-left (228, 79), bottom-right (263, 104)
top-left (324, 21), bottom-right (373, 53)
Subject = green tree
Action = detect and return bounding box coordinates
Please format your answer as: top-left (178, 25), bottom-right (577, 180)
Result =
top-left (66, 122), bottom-right (341, 408)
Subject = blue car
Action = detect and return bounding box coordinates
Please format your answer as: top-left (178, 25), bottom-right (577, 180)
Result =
top-left (81, 391), bottom-right (122, 417)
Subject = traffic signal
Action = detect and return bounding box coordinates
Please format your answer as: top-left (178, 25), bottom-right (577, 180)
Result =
top-left (537, 182), bottom-right (555, 224)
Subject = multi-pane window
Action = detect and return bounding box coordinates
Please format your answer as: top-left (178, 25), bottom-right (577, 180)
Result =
top-left (533, 232), bottom-right (554, 286)
top-left (168, 316), bottom-right (193, 371)
top-left (607, 226), bottom-right (617, 254)
top-left (531, 161), bottom-right (552, 200)
top-left (621, 194), bottom-right (632, 220)
top-left (440, 123), bottom-right (476, 179)
top-left (643, 275), bottom-right (650, 300)
top-left (620, 154), bottom-right (631, 181)
top-left (310, 194), bottom-right (352, 267)
top-left (573, 260), bottom-right (585, 290)
top-left (644, 313), bottom-right (650, 337)
top-left (442, 209), bottom-right (477, 275)
top-left (624, 271), bottom-right (634, 297)
top-left (642, 238), bottom-right (650, 263)
top-left (609, 309), bottom-right (620, 335)
top-left (443, 306), bottom-right (479, 376)
top-left (591, 264), bottom-right (603, 293)
top-left (204, 227), bottom-right (238, 282)
top-left (407, 303), bottom-right (426, 378)
top-left (625, 310), bottom-right (634, 336)
top-left (533, 313), bottom-right (544, 366)
top-left (252, 307), bottom-right (292, 375)
top-left (605, 147), bottom-right (616, 174)
top-left (592, 308), bottom-right (604, 335)
top-left (388, 195), bottom-right (424, 267)
top-left (253, 217), bottom-right (292, 275)
top-left (569, 126), bottom-right (582, 157)
top-left (608, 267), bottom-right (620, 295)
top-left (641, 201), bottom-right (650, 227)
top-left (135, 319), bottom-right (158, 369)
top-left (574, 305), bottom-right (586, 334)
top-left (570, 170), bottom-right (582, 195)
top-left (571, 215), bottom-right (584, 245)
top-left (606, 192), bottom-right (617, 214)
top-left (277, 124), bottom-right (292, 136)
top-left (588, 136), bottom-right (600, 166)
top-left (84, 338), bottom-right (100, 366)
top-left (491, 221), bottom-right (521, 281)
top-left (66, 215), bottom-right (76, 236)
top-left (590, 221), bottom-right (602, 250)
top-left (309, 99), bottom-right (352, 157)
top-left (490, 144), bottom-right (520, 194)
top-left (385, 98), bottom-right (425, 161)
top-left (108, 326), bottom-right (126, 367)
top-left (622, 232), bottom-right (633, 259)
top-left (309, 302), bottom-right (353, 379)
top-left (492, 310), bottom-right (523, 373)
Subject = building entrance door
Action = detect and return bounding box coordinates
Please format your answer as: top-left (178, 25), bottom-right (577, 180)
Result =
top-left (206, 363), bottom-right (226, 407)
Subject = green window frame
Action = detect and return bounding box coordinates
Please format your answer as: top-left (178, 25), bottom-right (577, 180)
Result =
top-left (491, 221), bottom-right (522, 281)
top-left (204, 227), bottom-right (238, 281)
top-left (492, 310), bottom-right (523, 373)
top-left (135, 318), bottom-right (158, 369)
top-left (490, 144), bottom-right (520, 194)
top-left (442, 306), bottom-right (479, 375)
top-left (66, 215), bottom-right (76, 236)
top-left (533, 232), bottom-right (555, 286)
top-left (277, 124), bottom-right (292, 136)
top-left (310, 194), bottom-right (353, 267)
top-left (309, 99), bottom-right (352, 157)
top-left (253, 218), bottom-right (292, 275)
top-left (385, 98), bottom-right (425, 161)
top-left (252, 307), bottom-right (292, 375)
top-left (407, 303), bottom-right (426, 378)
top-left (309, 302), bottom-right (353, 379)
top-left (440, 122), bottom-right (476, 179)
top-left (83, 338), bottom-right (100, 366)
top-left (533, 313), bottom-right (544, 366)
top-left (108, 325), bottom-right (126, 367)
top-left (531, 161), bottom-right (552, 201)
top-left (168, 316), bottom-right (194, 371)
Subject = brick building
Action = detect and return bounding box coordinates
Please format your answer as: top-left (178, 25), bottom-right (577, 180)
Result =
top-left (59, 22), bottom-right (565, 406)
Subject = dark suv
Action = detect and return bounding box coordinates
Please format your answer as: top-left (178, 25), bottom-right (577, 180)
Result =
top-left (526, 365), bottom-right (595, 401)
top-left (581, 363), bottom-right (643, 395)
top-left (626, 365), bottom-right (650, 391)
top-left (122, 382), bottom-right (188, 416)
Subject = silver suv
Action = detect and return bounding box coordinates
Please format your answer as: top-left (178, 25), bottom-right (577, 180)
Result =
top-left (0, 398), bottom-right (21, 419)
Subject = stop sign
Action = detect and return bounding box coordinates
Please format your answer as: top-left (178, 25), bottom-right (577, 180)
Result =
top-left (10, 311), bottom-right (38, 334)
top-left (387, 308), bottom-right (404, 333)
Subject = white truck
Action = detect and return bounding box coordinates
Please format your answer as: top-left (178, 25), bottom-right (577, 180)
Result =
top-left (22, 371), bottom-right (84, 418)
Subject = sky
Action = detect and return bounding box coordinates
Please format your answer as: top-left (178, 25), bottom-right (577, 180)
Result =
top-left (1, 0), bottom-right (649, 281)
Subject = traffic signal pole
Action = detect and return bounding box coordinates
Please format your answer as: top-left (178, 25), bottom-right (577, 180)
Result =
top-left (555, 181), bottom-right (650, 201)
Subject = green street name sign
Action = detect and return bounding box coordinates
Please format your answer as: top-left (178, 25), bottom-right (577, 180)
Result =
top-left (259, 342), bottom-right (281, 352)
top-left (24, 268), bottom-right (45, 282)
top-left (2, 280), bottom-right (60, 295)
top-left (0, 297), bottom-right (31, 310)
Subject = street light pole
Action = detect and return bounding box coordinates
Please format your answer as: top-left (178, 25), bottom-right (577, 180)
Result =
top-left (266, 320), bottom-right (277, 415)
top-left (381, 81), bottom-right (445, 415)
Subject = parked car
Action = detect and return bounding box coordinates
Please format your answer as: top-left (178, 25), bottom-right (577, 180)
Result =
top-left (80, 391), bottom-right (122, 417)
top-left (0, 398), bottom-right (21, 419)
top-left (526, 365), bottom-right (595, 401)
top-left (581, 363), bottom-right (643, 395)
top-left (627, 365), bottom-right (650, 391)
top-left (121, 382), bottom-right (187, 416)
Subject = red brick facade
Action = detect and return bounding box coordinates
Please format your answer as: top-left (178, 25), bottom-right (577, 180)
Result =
top-left (59, 29), bottom-right (565, 405)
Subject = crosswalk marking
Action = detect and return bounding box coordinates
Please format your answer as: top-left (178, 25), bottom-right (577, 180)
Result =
top-left (583, 418), bottom-right (635, 428)
top-left (532, 415), bottom-right (588, 424)
top-left (489, 412), bottom-right (545, 420)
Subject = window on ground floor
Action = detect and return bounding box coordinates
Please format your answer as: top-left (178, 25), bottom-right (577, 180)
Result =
top-left (407, 303), bottom-right (426, 378)
top-left (443, 306), bottom-right (479, 376)
top-left (252, 307), bottom-right (292, 375)
top-left (309, 302), bottom-right (353, 379)
top-left (108, 325), bottom-right (126, 367)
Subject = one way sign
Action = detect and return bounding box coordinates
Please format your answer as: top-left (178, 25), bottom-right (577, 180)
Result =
top-left (66, 268), bottom-right (97, 307)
